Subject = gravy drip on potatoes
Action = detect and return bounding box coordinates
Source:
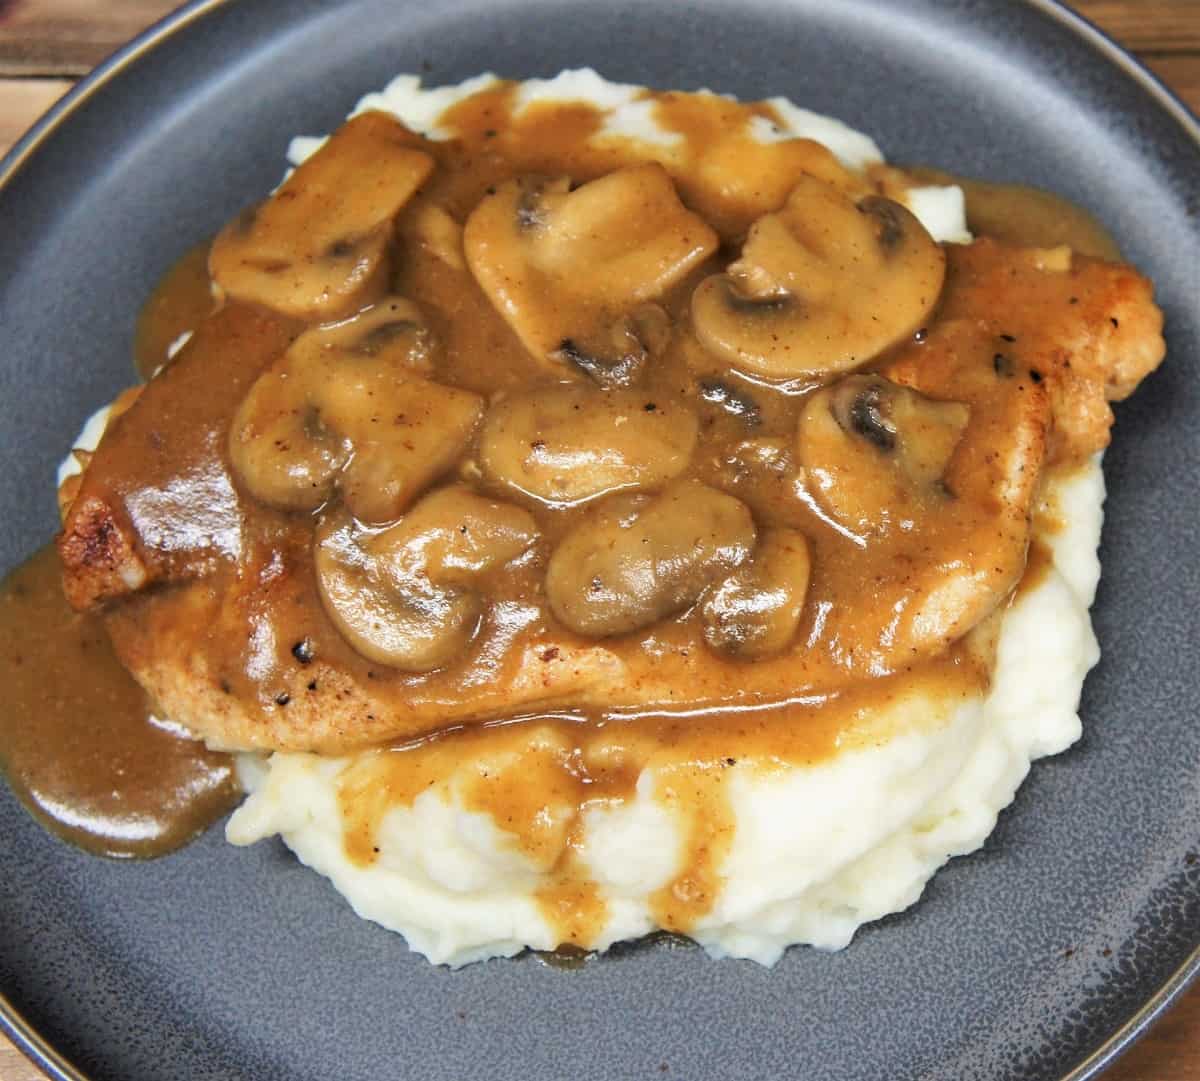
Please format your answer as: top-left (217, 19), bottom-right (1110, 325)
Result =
top-left (0, 545), bottom-right (238, 858)
top-left (334, 647), bottom-right (985, 945)
top-left (16, 81), bottom-right (1146, 941)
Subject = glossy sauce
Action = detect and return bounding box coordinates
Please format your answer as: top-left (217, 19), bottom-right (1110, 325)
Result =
top-left (1, 81), bottom-right (1129, 944)
top-left (907, 166), bottom-right (1121, 260)
top-left (0, 545), bottom-right (238, 857)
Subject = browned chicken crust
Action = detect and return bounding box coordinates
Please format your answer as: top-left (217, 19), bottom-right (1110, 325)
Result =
top-left (933, 239), bottom-right (1165, 461)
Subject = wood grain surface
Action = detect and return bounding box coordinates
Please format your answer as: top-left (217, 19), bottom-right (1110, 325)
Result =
top-left (0, 1), bottom-right (1197, 1079)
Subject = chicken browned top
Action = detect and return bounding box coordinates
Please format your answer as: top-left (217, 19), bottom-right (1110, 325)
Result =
top-left (56, 88), bottom-right (1164, 754)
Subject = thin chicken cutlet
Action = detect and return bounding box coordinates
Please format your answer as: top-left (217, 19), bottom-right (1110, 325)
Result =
top-left (57, 101), bottom-right (1161, 754)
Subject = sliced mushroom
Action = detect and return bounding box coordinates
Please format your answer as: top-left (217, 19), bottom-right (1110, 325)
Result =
top-left (315, 487), bottom-right (539, 670)
top-left (410, 203), bottom-right (466, 271)
top-left (463, 164), bottom-right (717, 371)
top-left (691, 174), bottom-right (945, 380)
top-left (795, 374), bottom-right (969, 536)
top-left (545, 479), bottom-right (756, 637)
top-left (702, 529), bottom-right (811, 658)
top-left (209, 112), bottom-right (434, 321)
top-left (307, 297), bottom-right (437, 372)
top-left (553, 304), bottom-right (672, 389)
top-left (479, 385), bottom-right (699, 506)
top-left (230, 298), bottom-right (483, 523)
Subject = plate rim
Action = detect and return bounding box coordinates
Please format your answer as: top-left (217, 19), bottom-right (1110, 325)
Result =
top-left (1, 1), bottom-right (1197, 1078)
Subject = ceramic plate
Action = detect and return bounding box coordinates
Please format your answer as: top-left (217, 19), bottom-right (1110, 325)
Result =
top-left (1, 2), bottom-right (1197, 1078)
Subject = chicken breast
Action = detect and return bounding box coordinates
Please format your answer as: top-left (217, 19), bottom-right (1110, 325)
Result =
top-left (61, 236), bottom-right (1163, 753)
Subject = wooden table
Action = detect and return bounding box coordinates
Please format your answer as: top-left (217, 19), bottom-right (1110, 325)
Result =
top-left (0, 1), bottom-right (1197, 1078)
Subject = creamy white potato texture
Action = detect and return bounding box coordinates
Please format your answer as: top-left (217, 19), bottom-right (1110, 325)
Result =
top-left (66, 72), bottom-right (1101, 968)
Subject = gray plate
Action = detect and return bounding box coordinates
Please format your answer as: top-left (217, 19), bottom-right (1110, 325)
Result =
top-left (1, 1), bottom-right (1198, 1079)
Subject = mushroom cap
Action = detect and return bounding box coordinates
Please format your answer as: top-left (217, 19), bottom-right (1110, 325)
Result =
top-left (209, 112), bottom-right (434, 322)
top-left (479, 385), bottom-right (699, 506)
top-left (229, 297), bottom-right (483, 524)
top-left (795, 373), bottom-right (970, 538)
top-left (691, 175), bottom-right (946, 380)
top-left (701, 528), bottom-right (812, 659)
top-left (315, 487), bottom-right (539, 671)
top-left (463, 163), bottom-right (718, 367)
top-left (545, 479), bottom-right (756, 637)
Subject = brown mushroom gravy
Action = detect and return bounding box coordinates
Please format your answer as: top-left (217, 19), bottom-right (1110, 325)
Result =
top-left (2, 80), bottom-right (1164, 946)
top-left (0, 545), bottom-right (238, 858)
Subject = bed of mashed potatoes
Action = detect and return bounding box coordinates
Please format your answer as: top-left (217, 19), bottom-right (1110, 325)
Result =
top-left (223, 460), bottom-right (1099, 967)
top-left (64, 71), bottom-right (1104, 968)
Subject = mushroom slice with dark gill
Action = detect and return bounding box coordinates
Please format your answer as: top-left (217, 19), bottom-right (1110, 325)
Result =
top-left (795, 373), bottom-right (969, 537)
top-left (209, 112), bottom-right (434, 321)
top-left (315, 487), bottom-right (539, 671)
top-left (463, 164), bottom-right (718, 375)
top-left (479, 385), bottom-right (699, 506)
top-left (229, 297), bottom-right (483, 524)
top-left (691, 174), bottom-right (945, 380)
top-left (552, 304), bottom-right (671, 389)
top-left (545, 479), bottom-right (756, 637)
